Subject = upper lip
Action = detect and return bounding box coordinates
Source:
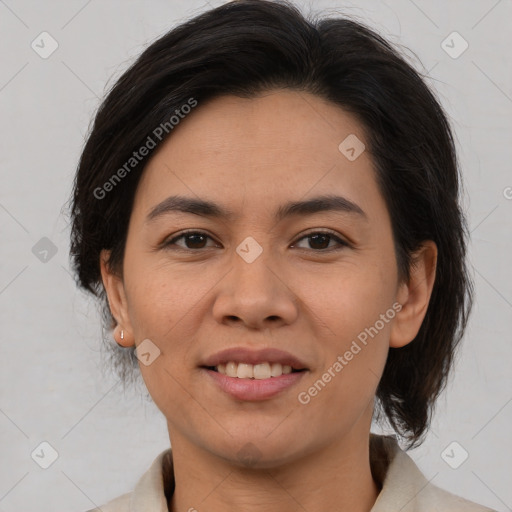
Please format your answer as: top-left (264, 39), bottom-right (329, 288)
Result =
top-left (201, 347), bottom-right (309, 370)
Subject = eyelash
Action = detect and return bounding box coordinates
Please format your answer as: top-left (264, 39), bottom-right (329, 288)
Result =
top-left (162, 229), bottom-right (349, 252)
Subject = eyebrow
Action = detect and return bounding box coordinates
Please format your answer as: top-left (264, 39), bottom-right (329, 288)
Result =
top-left (145, 194), bottom-right (368, 224)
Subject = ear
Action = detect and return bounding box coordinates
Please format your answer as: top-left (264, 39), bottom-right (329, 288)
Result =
top-left (100, 249), bottom-right (134, 347)
top-left (390, 240), bottom-right (437, 348)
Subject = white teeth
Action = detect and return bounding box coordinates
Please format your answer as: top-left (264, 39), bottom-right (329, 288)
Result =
top-left (215, 361), bottom-right (296, 379)
top-left (225, 362), bottom-right (237, 377)
top-left (270, 362), bottom-right (283, 377)
top-left (253, 363), bottom-right (271, 380)
top-left (282, 365), bottom-right (292, 374)
top-left (237, 363), bottom-right (253, 379)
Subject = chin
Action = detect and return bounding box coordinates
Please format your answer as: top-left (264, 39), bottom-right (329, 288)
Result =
top-left (206, 432), bottom-right (312, 470)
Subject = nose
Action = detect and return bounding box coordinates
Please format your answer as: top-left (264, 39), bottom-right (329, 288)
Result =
top-left (212, 248), bottom-right (299, 330)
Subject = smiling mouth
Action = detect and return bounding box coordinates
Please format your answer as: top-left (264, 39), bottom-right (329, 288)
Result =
top-left (203, 361), bottom-right (306, 379)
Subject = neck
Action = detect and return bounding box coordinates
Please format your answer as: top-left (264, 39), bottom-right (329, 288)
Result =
top-left (167, 428), bottom-right (381, 512)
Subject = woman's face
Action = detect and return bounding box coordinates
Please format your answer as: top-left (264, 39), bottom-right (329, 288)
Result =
top-left (102, 90), bottom-right (432, 467)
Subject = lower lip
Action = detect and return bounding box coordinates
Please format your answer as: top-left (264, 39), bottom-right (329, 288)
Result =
top-left (203, 368), bottom-right (307, 401)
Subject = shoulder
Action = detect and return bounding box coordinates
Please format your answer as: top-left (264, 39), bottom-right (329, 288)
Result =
top-left (81, 447), bottom-right (172, 512)
top-left (417, 481), bottom-right (496, 512)
top-left (370, 435), bottom-right (496, 512)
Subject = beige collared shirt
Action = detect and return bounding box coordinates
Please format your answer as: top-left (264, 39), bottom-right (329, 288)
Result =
top-left (86, 434), bottom-right (495, 512)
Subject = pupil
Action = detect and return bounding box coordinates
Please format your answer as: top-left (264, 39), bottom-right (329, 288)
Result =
top-left (310, 234), bottom-right (329, 249)
top-left (187, 234), bottom-right (206, 248)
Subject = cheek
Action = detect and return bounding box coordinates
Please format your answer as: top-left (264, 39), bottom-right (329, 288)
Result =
top-left (294, 256), bottom-right (395, 409)
top-left (123, 255), bottom-right (206, 338)
top-left (299, 256), bottom-right (397, 337)
top-left (296, 303), bottom-right (391, 435)
top-left (124, 266), bottom-right (202, 415)
top-left (122, 258), bottom-right (216, 399)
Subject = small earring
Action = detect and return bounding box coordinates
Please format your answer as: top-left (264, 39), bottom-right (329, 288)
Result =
top-left (115, 327), bottom-right (126, 347)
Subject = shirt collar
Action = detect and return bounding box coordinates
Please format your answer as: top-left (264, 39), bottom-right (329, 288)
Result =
top-left (128, 434), bottom-right (490, 512)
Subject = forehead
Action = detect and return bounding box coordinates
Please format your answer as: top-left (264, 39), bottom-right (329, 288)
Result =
top-left (133, 90), bottom-right (382, 221)
top-left (156, 90), bottom-right (365, 162)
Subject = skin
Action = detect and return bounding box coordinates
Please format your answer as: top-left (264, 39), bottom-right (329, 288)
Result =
top-left (101, 90), bottom-right (437, 512)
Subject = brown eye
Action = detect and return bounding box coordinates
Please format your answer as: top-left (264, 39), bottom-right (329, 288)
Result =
top-left (164, 231), bottom-right (218, 250)
top-left (293, 231), bottom-right (348, 251)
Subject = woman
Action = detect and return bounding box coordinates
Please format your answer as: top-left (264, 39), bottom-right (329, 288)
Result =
top-left (69, 1), bottom-right (495, 510)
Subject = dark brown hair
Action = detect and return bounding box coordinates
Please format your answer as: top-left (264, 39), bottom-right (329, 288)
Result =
top-left (68, 0), bottom-right (473, 448)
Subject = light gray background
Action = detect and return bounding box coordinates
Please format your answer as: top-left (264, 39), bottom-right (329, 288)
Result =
top-left (0, 1), bottom-right (511, 511)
